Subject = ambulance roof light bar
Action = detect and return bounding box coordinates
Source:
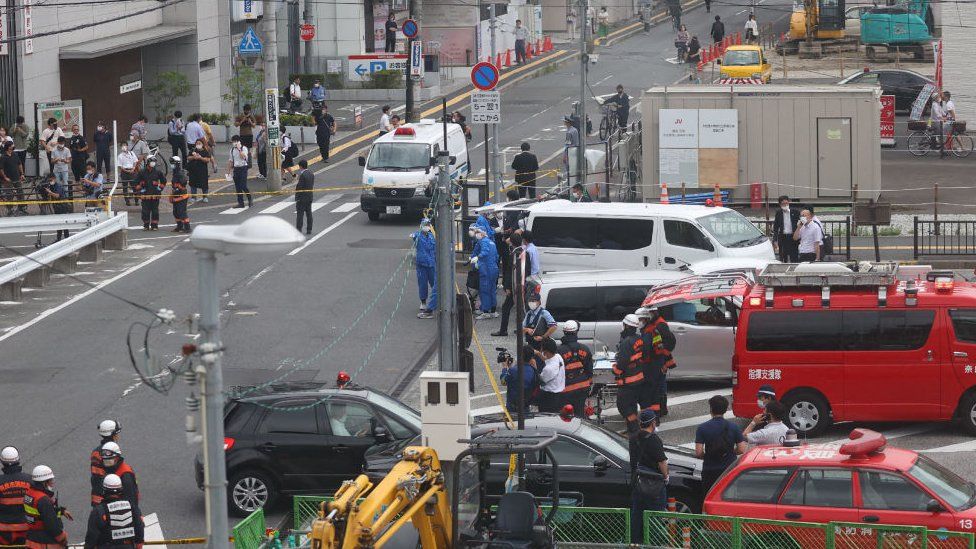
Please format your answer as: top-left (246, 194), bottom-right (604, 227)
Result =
top-left (393, 127), bottom-right (416, 138)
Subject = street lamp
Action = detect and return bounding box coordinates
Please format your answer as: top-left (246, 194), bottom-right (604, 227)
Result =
top-left (189, 216), bottom-right (305, 549)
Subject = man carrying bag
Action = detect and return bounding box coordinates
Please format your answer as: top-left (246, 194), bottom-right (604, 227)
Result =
top-left (631, 409), bottom-right (668, 543)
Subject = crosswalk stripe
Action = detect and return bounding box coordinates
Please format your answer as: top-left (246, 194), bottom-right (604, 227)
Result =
top-left (331, 202), bottom-right (359, 213)
top-left (218, 205), bottom-right (247, 215)
top-left (143, 513), bottom-right (167, 549)
top-left (259, 199), bottom-right (295, 214)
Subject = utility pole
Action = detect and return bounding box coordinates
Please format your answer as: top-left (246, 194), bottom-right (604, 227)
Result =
top-left (577, 0), bottom-right (588, 190)
top-left (406, 0), bottom-right (423, 122)
top-left (263, 0), bottom-right (282, 191)
top-left (436, 100), bottom-right (458, 372)
top-left (489, 3), bottom-right (502, 201)
top-left (303, 0), bottom-right (312, 73)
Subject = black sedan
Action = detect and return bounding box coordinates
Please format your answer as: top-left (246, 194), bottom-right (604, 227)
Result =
top-left (365, 414), bottom-right (704, 513)
top-left (194, 382), bottom-right (421, 516)
top-left (838, 69), bottom-right (934, 112)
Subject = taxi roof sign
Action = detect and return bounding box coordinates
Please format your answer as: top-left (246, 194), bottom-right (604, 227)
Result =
top-left (839, 428), bottom-right (887, 459)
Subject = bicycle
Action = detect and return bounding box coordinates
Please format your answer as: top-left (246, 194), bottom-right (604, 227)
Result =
top-left (598, 101), bottom-right (619, 141)
top-left (907, 120), bottom-right (973, 158)
top-left (147, 141), bottom-right (171, 177)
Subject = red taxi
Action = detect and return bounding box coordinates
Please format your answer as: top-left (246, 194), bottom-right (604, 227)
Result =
top-left (641, 263), bottom-right (976, 437)
top-left (704, 429), bottom-right (976, 535)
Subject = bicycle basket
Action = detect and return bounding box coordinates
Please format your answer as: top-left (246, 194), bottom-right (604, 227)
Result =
top-left (907, 120), bottom-right (929, 132)
top-left (953, 121), bottom-right (967, 133)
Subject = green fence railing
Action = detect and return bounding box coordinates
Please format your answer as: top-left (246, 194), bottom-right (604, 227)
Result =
top-left (294, 495), bottom-right (329, 529)
top-left (232, 507), bottom-right (266, 549)
top-left (543, 505), bottom-right (630, 545)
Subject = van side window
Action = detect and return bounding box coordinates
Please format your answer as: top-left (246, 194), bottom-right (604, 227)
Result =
top-left (843, 310), bottom-right (935, 351)
top-left (949, 309), bottom-right (976, 343)
top-left (598, 286), bottom-right (652, 321)
top-left (532, 217), bottom-right (598, 249)
top-left (746, 311), bottom-right (845, 351)
top-left (722, 468), bottom-right (793, 503)
top-left (546, 287), bottom-right (598, 322)
top-left (596, 219), bottom-right (653, 250)
top-left (664, 220), bottom-right (714, 251)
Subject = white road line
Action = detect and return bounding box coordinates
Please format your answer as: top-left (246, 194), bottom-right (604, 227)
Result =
top-left (219, 205), bottom-right (248, 215)
top-left (472, 391), bottom-right (505, 400)
top-left (309, 194), bottom-right (343, 212)
top-left (331, 202), bottom-right (359, 213)
top-left (144, 513), bottom-right (167, 549)
top-left (923, 439), bottom-right (976, 453)
top-left (0, 248), bottom-right (175, 343)
top-left (287, 211), bottom-right (358, 256)
top-left (259, 198), bottom-right (295, 214)
top-left (596, 388), bottom-right (731, 419)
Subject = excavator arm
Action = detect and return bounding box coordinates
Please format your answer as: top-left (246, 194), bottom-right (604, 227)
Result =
top-left (309, 446), bottom-right (452, 549)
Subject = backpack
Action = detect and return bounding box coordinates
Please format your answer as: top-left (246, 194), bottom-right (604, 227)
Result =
top-left (813, 220), bottom-right (834, 256)
top-left (704, 421), bottom-right (734, 462)
top-left (286, 140), bottom-right (299, 158)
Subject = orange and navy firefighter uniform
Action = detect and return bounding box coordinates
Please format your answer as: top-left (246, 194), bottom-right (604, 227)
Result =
top-left (169, 163), bottom-right (190, 233)
top-left (559, 333), bottom-right (593, 418)
top-left (91, 461), bottom-right (139, 509)
top-left (613, 325), bottom-right (646, 439)
top-left (639, 315), bottom-right (677, 417)
top-left (24, 483), bottom-right (67, 548)
top-left (89, 439), bottom-right (114, 507)
top-left (84, 490), bottom-right (144, 548)
top-left (134, 165), bottom-right (166, 230)
top-left (0, 463), bottom-right (31, 545)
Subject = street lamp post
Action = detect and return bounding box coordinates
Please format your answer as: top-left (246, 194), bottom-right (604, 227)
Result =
top-left (189, 216), bottom-right (305, 549)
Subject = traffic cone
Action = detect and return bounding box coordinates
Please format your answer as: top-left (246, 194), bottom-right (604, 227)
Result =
top-left (737, 32), bottom-right (742, 45)
top-left (544, 35), bottom-right (552, 51)
top-left (713, 184), bottom-right (723, 207)
top-left (495, 53), bottom-right (502, 67)
top-left (504, 49), bottom-right (512, 67)
top-left (682, 527), bottom-right (692, 549)
top-left (660, 183), bottom-right (670, 204)
top-left (526, 42), bottom-right (533, 59)
top-left (536, 39), bottom-right (542, 54)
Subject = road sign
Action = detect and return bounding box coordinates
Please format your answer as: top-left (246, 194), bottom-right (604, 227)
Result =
top-left (265, 88), bottom-right (281, 148)
top-left (880, 95), bottom-right (895, 147)
top-left (233, 0), bottom-right (263, 21)
top-left (471, 91), bottom-right (501, 124)
top-left (346, 54), bottom-right (408, 82)
top-left (410, 40), bottom-right (424, 79)
top-left (239, 27), bottom-right (263, 55)
top-left (300, 24), bottom-right (315, 41)
top-left (470, 62), bottom-right (499, 91)
top-left (402, 18), bottom-right (419, 39)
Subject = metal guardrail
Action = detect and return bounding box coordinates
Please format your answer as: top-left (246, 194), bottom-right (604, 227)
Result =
top-left (752, 217), bottom-right (852, 261)
top-left (233, 507), bottom-right (266, 549)
top-left (0, 213), bottom-right (127, 286)
top-left (914, 217), bottom-right (976, 258)
top-left (0, 210), bottom-right (109, 236)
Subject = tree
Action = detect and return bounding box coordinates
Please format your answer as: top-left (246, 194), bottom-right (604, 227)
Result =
top-left (144, 71), bottom-right (191, 123)
top-left (224, 66), bottom-right (264, 115)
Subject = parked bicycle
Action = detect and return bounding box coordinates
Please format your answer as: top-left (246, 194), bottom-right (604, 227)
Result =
top-left (598, 101), bottom-right (619, 141)
top-left (907, 120), bottom-right (973, 158)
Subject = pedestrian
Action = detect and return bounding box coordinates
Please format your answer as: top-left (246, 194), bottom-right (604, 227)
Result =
top-left (167, 110), bottom-right (187, 162)
top-left (744, 13), bottom-right (759, 43)
top-left (586, 4), bottom-right (596, 36)
top-left (413, 218), bottom-right (438, 319)
top-left (711, 15), bottom-right (725, 43)
top-left (235, 104), bottom-right (256, 158)
top-left (614, 314), bottom-right (647, 439)
top-left (471, 224), bottom-right (499, 318)
top-left (50, 137), bottom-right (73, 198)
top-left (69, 129), bottom-right (84, 174)
top-left (379, 105), bottom-right (394, 137)
top-left (676, 24), bottom-right (690, 61)
top-left (200, 120), bottom-right (217, 173)
top-left (743, 401), bottom-right (789, 446)
top-left (24, 466), bottom-right (71, 549)
top-left (83, 474), bottom-right (144, 549)
top-left (521, 229), bottom-right (541, 282)
top-left (0, 143), bottom-right (27, 216)
top-left (0, 447), bottom-right (31, 547)
top-left (511, 142), bottom-right (539, 198)
top-left (752, 384), bottom-right (778, 431)
top-left (385, 12), bottom-right (398, 52)
top-left (130, 115), bottom-right (148, 141)
top-left (667, 0), bottom-right (682, 30)
top-left (187, 138), bottom-right (210, 203)
top-left (185, 114), bottom-right (206, 157)
top-left (309, 80), bottom-right (326, 107)
top-left (558, 320), bottom-right (593, 417)
top-left (81, 161), bottom-right (104, 210)
top-left (281, 131), bottom-right (298, 181)
top-left (127, 130), bottom-right (150, 171)
top-left (170, 157), bottom-right (190, 232)
top-left (534, 338), bottom-right (566, 413)
top-left (315, 106), bottom-right (336, 163)
top-left (637, 306), bottom-right (677, 417)
top-left (514, 19), bottom-right (529, 64)
top-left (91, 122), bottom-right (113, 176)
top-left (523, 292), bottom-right (557, 349)
top-left (94, 443), bottom-right (138, 506)
top-left (136, 156), bottom-right (166, 230)
top-left (40, 118), bottom-right (64, 173)
top-left (563, 116), bottom-right (581, 183)
top-left (289, 76), bottom-right (303, 112)
top-left (390, 114), bottom-right (402, 129)
top-left (611, 84), bottom-right (630, 130)
top-left (793, 207), bottom-right (823, 262)
top-left (116, 142), bottom-right (138, 207)
top-left (704, 0), bottom-right (711, 12)
top-left (571, 183), bottom-right (592, 202)
top-left (0, 127), bottom-right (13, 148)
top-left (695, 395), bottom-right (746, 495)
top-left (630, 409), bottom-right (668, 543)
top-left (687, 35), bottom-right (702, 63)
top-left (492, 229), bottom-right (521, 336)
top-left (228, 135), bottom-right (252, 208)
top-left (500, 348), bottom-right (537, 415)
top-left (451, 112), bottom-right (472, 141)
top-left (254, 115), bottom-right (268, 179)
top-left (295, 159), bottom-right (314, 235)
top-left (39, 173), bottom-right (69, 240)
top-left (90, 420), bottom-right (122, 507)
top-left (597, 6), bottom-right (610, 38)
top-left (11, 116), bottom-right (30, 171)
top-left (567, 7), bottom-right (577, 39)
top-left (772, 195), bottom-right (800, 262)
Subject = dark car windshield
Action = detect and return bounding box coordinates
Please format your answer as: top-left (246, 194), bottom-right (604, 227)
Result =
top-left (367, 391), bottom-right (422, 431)
top-left (576, 421), bottom-right (630, 463)
top-left (910, 455), bottom-right (976, 510)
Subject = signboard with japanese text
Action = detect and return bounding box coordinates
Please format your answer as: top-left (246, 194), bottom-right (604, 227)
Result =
top-left (233, 0), bottom-right (263, 21)
top-left (471, 91), bottom-right (500, 124)
top-left (659, 109), bottom-right (699, 148)
top-left (265, 88), bottom-right (281, 147)
top-left (36, 100), bottom-right (84, 137)
top-left (0, 5), bottom-right (8, 56)
top-left (880, 95), bottom-right (895, 147)
top-left (698, 109), bottom-right (738, 148)
top-left (410, 40), bottom-right (424, 78)
top-left (910, 83), bottom-right (936, 121)
top-left (346, 54), bottom-right (408, 82)
top-left (24, 0), bottom-right (33, 54)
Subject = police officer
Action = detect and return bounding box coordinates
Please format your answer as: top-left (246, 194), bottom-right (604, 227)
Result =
top-left (637, 306), bottom-right (677, 417)
top-left (613, 314), bottom-right (647, 439)
top-left (84, 474), bottom-right (144, 549)
top-left (630, 409), bottom-right (668, 542)
top-left (558, 320), bottom-right (593, 418)
top-left (471, 225), bottom-right (499, 319)
top-left (169, 156), bottom-right (190, 233)
top-left (754, 384), bottom-right (778, 430)
top-left (413, 218), bottom-right (438, 319)
top-left (91, 420), bottom-right (121, 507)
top-left (0, 447), bottom-right (31, 546)
top-left (24, 465), bottom-right (71, 549)
top-left (95, 443), bottom-right (138, 507)
top-left (135, 158), bottom-right (166, 230)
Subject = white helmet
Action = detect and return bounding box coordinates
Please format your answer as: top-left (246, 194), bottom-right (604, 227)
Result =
top-left (0, 446), bottom-right (19, 465)
top-left (101, 441), bottom-right (122, 457)
top-left (623, 314), bottom-right (641, 328)
top-left (32, 465), bottom-right (54, 482)
top-left (561, 320), bottom-right (580, 333)
top-left (103, 474), bottom-right (123, 492)
top-left (635, 306), bottom-right (658, 318)
top-left (98, 420), bottom-right (121, 438)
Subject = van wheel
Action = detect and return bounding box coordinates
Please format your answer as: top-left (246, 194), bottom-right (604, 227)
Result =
top-left (958, 392), bottom-right (976, 436)
top-left (782, 391), bottom-right (830, 437)
top-left (367, 211), bottom-right (380, 221)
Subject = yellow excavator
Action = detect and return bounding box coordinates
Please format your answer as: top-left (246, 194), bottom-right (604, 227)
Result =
top-left (789, 0), bottom-right (846, 41)
top-left (309, 431), bottom-right (561, 549)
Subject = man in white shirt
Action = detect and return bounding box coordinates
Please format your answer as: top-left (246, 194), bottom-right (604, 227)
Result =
top-left (535, 338), bottom-right (566, 413)
top-left (117, 142), bottom-right (139, 206)
top-left (289, 77), bottom-right (303, 112)
top-left (793, 208), bottom-right (823, 262)
top-left (514, 20), bottom-right (529, 64)
top-left (743, 401), bottom-right (790, 446)
top-left (329, 403), bottom-right (352, 437)
top-left (228, 134), bottom-right (252, 208)
top-left (379, 105), bottom-right (393, 137)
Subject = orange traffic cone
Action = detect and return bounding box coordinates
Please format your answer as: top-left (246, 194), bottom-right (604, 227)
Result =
top-left (544, 35), bottom-right (552, 51)
top-left (504, 49), bottom-right (512, 67)
top-left (736, 32), bottom-right (742, 45)
top-left (495, 53), bottom-right (502, 67)
top-left (526, 42), bottom-right (533, 59)
top-left (713, 184), bottom-right (723, 207)
top-left (660, 183), bottom-right (670, 204)
top-left (536, 39), bottom-right (542, 54)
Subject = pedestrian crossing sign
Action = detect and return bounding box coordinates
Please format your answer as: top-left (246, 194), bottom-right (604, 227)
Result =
top-left (239, 27), bottom-right (263, 55)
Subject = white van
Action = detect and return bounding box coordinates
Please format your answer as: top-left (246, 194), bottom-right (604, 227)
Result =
top-left (358, 119), bottom-right (469, 221)
top-left (521, 201), bottom-right (774, 272)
